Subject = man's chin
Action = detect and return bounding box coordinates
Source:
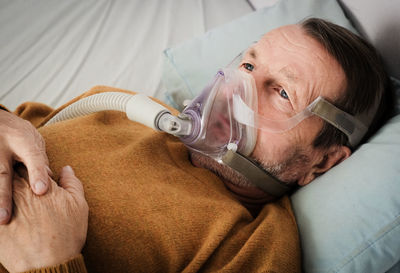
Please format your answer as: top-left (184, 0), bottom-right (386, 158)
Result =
top-left (222, 177), bottom-right (274, 200)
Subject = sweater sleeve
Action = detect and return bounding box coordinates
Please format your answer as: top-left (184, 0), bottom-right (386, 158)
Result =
top-left (21, 255), bottom-right (87, 273)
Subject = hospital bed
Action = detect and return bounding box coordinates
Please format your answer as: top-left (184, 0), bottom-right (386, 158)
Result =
top-left (0, 0), bottom-right (399, 272)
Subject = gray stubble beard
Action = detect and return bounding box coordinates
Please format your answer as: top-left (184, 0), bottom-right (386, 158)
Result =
top-left (189, 147), bottom-right (311, 188)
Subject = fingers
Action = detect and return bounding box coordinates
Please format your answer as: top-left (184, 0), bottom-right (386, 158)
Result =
top-left (1, 111), bottom-right (50, 195)
top-left (59, 166), bottom-right (85, 200)
top-left (0, 159), bottom-right (12, 224)
top-left (11, 130), bottom-right (50, 196)
top-left (0, 111), bottom-right (52, 225)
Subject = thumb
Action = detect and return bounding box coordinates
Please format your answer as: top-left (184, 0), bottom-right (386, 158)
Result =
top-left (59, 166), bottom-right (85, 199)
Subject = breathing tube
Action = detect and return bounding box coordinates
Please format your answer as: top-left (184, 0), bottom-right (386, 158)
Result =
top-left (45, 92), bottom-right (193, 137)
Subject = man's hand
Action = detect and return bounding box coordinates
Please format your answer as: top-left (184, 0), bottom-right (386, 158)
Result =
top-left (0, 110), bottom-right (51, 224)
top-left (0, 166), bottom-right (89, 272)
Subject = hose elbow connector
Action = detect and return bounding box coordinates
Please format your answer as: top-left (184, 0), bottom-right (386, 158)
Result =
top-left (125, 94), bottom-right (192, 136)
top-left (157, 113), bottom-right (192, 136)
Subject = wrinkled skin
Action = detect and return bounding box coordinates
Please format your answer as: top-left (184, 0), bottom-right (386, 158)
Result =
top-left (0, 166), bottom-right (88, 272)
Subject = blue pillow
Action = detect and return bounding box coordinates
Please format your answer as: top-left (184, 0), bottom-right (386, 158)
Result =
top-left (291, 77), bottom-right (400, 273)
top-left (157, 0), bottom-right (400, 272)
top-left (291, 114), bottom-right (400, 273)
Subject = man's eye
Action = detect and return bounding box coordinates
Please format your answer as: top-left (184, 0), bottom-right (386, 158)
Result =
top-left (279, 89), bottom-right (289, 100)
top-left (242, 63), bottom-right (254, 72)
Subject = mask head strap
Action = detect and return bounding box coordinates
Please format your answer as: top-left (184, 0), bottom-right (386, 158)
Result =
top-left (309, 97), bottom-right (368, 148)
top-left (233, 92), bottom-right (370, 148)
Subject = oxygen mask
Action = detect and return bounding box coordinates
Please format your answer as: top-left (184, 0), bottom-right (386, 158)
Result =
top-left (178, 69), bottom-right (258, 161)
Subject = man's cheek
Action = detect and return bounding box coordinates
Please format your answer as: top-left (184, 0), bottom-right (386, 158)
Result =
top-left (251, 131), bottom-right (292, 164)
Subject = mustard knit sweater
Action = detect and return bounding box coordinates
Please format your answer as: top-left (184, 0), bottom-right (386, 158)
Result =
top-left (0, 86), bottom-right (301, 273)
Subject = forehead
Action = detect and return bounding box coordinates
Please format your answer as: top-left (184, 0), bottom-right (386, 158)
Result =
top-left (255, 24), bottom-right (325, 57)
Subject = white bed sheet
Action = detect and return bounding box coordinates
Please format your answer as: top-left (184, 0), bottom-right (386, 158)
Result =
top-left (0, 0), bottom-right (252, 110)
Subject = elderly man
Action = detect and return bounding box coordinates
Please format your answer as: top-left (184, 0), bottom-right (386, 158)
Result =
top-left (0, 18), bottom-right (389, 272)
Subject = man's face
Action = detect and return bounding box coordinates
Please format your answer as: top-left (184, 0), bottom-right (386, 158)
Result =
top-left (190, 24), bottom-right (348, 192)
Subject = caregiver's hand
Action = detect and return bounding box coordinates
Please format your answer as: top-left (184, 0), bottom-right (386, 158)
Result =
top-left (0, 166), bottom-right (89, 272)
top-left (0, 110), bottom-right (51, 224)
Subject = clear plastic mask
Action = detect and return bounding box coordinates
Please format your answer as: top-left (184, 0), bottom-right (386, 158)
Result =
top-left (179, 69), bottom-right (258, 160)
top-left (178, 67), bottom-right (319, 161)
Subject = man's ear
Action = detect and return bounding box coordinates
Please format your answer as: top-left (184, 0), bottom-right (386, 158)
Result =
top-left (298, 145), bottom-right (351, 186)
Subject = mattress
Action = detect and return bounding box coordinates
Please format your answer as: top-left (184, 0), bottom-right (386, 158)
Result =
top-left (0, 0), bottom-right (253, 110)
